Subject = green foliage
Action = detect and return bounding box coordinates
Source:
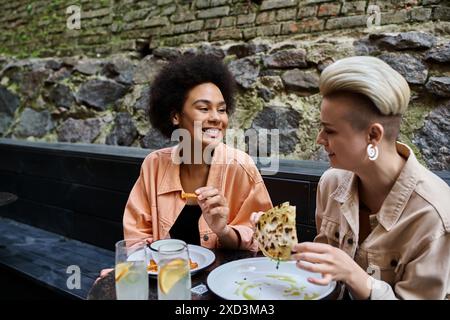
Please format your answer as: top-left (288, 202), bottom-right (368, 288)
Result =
top-left (18, 33), bottom-right (29, 41)
top-left (26, 4), bottom-right (33, 15)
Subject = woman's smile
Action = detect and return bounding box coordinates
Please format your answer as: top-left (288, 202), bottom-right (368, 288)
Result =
top-left (202, 127), bottom-right (222, 139)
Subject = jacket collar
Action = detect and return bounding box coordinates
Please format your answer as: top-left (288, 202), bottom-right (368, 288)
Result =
top-left (376, 142), bottom-right (418, 231)
top-left (332, 142), bottom-right (419, 232)
top-left (157, 142), bottom-right (227, 196)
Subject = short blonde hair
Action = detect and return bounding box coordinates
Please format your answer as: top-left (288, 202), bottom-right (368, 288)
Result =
top-left (319, 56), bottom-right (410, 115)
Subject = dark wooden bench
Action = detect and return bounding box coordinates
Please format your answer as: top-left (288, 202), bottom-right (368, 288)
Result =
top-left (0, 138), bottom-right (448, 299)
top-left (0, 218), bottom-right (114, 299)
top-left (0, 138), bottom-right (147, 299)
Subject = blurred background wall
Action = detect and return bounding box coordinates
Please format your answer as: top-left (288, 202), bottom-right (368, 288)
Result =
top-left (0, 0), bottom-right (448, 169)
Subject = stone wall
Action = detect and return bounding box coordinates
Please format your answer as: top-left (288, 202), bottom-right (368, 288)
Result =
top-left (0, 0), bottom-right (449, 170)
top-left (0, 0), bottom-right (449, 57)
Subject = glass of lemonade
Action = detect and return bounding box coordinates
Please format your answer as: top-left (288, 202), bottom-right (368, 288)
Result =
top-left (157, 242), bottom-right (191, 300)
top-left (115, 239), bottom-right (149, 300)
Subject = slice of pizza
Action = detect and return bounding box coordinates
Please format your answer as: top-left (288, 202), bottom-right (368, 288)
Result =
top-left (254, 202), bottom-right (298, 261)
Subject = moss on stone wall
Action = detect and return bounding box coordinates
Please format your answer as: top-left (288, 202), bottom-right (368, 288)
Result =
top-left (231, 90), bottom-right (265, 130)
top-left (399, 99), bottom-right (435, 166)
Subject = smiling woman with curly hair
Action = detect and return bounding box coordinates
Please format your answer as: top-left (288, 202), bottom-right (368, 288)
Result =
top-left (148, 54), bottom-right (236, 139)
top-left (122, 54), bottom-right (272, 250)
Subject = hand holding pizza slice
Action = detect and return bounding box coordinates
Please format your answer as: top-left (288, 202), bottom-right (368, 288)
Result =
top-left (254, 202), bottom-right (298, 261)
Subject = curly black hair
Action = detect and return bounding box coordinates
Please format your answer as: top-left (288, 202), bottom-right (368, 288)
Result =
top-left (148, 54), bottom-right (236, 138)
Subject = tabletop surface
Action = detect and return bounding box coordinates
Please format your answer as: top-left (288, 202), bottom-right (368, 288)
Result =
top-left (87, 248), bottom-right (340, 300)
top-left (87, 249), bottom-right (259, 300)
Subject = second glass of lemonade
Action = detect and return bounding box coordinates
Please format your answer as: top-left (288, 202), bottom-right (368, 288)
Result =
top-left (157, 242), bottom-right (191, 300)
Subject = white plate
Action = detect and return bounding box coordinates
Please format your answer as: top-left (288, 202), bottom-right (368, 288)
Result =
top-left (145, 244), bottom-right (215, 276)
top-left (207, 257), bottom-right (336, 300)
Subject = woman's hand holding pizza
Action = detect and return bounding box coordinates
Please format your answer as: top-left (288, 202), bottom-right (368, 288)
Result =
top-left (292, 242), bottom-right (371, 299)
top-left (250, 211), bottom-right (264, 230)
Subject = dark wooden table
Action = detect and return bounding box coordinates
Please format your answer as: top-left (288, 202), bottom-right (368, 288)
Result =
top-left (87, 249), bottom-right (340, 300)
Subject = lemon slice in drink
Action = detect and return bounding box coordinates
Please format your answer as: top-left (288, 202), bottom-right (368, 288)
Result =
top-left (115, 262), bottom-right (131, 282)
top-left (158, 259), bottom-right (189, 294)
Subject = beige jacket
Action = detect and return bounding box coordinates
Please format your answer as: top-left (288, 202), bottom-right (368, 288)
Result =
top-left (315, 142), bottom-right (450, 299)
top-left (123, 142), bottom-right (273, 250)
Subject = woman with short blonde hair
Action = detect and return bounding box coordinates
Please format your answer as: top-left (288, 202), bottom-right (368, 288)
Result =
top-left (291, 56), bottom-right (450, 300)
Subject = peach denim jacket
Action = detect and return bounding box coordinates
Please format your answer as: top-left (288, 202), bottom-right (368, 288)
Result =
top-left (315, 142), bottom-right (450, 300)
top-left (123, 142), bottom-right (273, 251)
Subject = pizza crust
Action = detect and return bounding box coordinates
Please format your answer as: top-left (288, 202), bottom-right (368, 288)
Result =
top-left (254, 202), bottom-right (298, 261)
